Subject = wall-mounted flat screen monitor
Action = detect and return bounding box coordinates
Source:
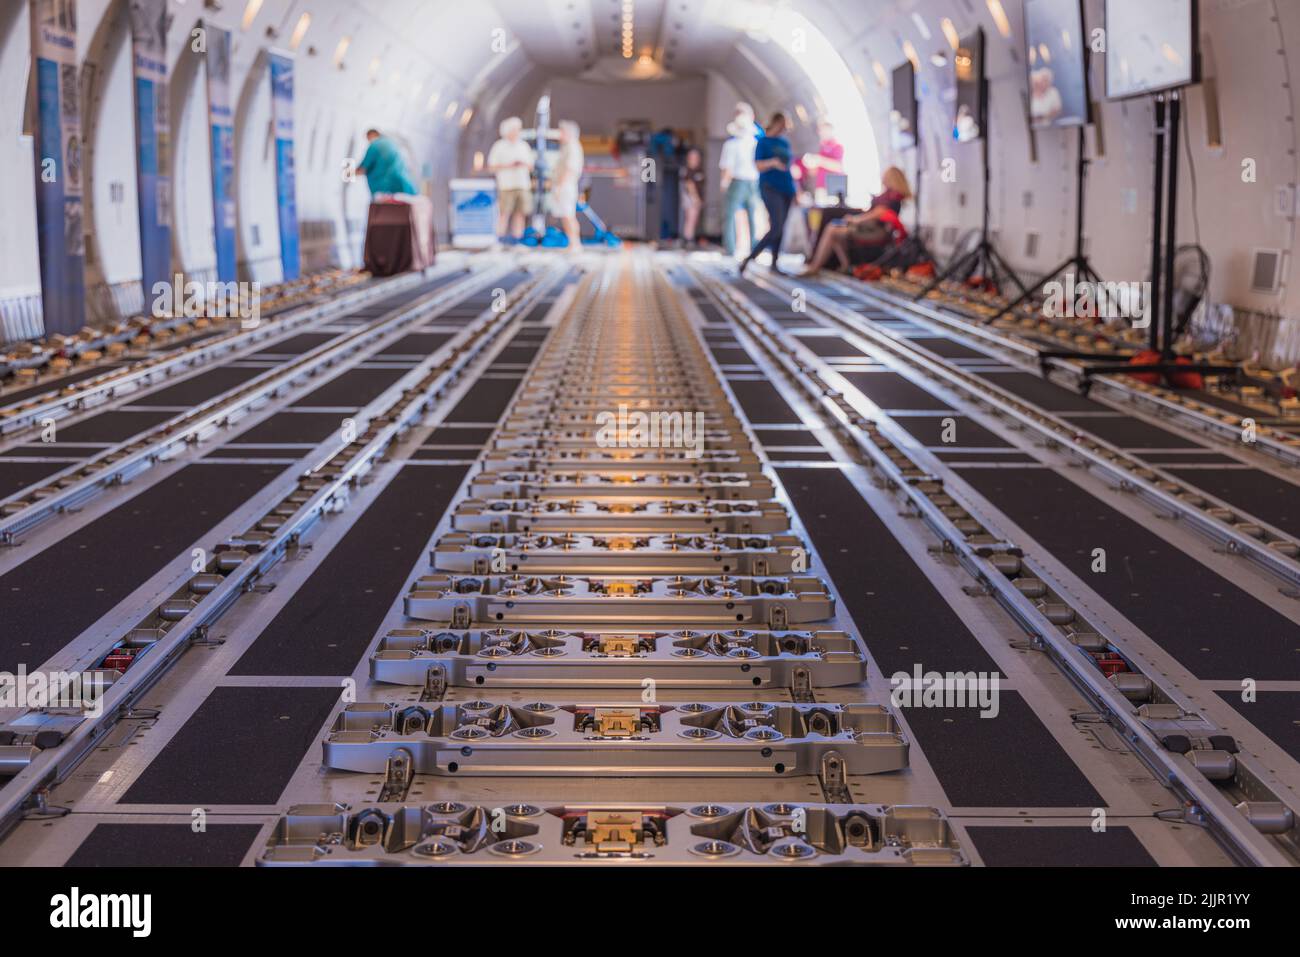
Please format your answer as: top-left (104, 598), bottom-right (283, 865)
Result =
top-left (1104, 0), bottom-right (1199, 99)
top-left (890, 61), bottom-right (918, 149)
top-left (953, 28), bottom-right (985, 143)
top-left (1024, 0), bottom-right (1090, 128)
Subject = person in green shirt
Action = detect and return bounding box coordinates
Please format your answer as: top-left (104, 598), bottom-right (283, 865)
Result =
top-left (356, 129), bottom-right (417, 196)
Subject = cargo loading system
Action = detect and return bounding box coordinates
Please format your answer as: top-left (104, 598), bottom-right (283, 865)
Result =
top-left (0, 250), bottom-right (1298, 868)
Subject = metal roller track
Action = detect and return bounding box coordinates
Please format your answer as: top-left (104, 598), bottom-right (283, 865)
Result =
top-left (0, 269), bottom-right (439, 436)
top-left (0, 263), bottom-right (510, 541)
top-left (690, 263), bottom-right (1300, 867)
top-left (0, 265), bottom-right (566, 837)
top-left (744, 272), bottom-right (1300, 589)
top-left (236, 255), bottom-right (962, 867)
top-left (0, 269), bottom-right (372, 407)
top-left (824, 276), bottom-right (1300, 468)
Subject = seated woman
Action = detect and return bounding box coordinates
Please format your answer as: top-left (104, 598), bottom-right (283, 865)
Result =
top-left (799, 167), bottom-right (912, 277)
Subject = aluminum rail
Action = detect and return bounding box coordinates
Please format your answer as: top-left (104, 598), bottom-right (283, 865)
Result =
top-left (0, 270), bottom-right (365, 384)
top-left (0, 264), bottom-right (567, 838)
top-left (755, 272), bottom-right (1300, 591)
top-left (0, 268), bottom-right (446, 436)
top-left (826, 275), bottom-right (1300, 469)
top-left (691, 264), bottom-right (1297, 867)
top-left (0, 264), bottom-right (508, 543)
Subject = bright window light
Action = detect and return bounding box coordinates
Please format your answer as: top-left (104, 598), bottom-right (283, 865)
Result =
top-left (940, 18), bottom-right (960, 51)
top-left (241, 0), bottom-right (263, 32)
top-left (986, 0), bottom-right (1012, 39)
top-left (289, 13), bottom-right (311, 50)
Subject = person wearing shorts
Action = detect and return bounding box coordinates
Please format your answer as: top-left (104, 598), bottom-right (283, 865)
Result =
top-left (553, 120), bottom-right (585, 250)
top-left (487, 117), bottom-right (536, 241)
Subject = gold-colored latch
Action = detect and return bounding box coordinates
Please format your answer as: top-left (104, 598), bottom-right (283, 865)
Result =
top-left (587, 810), bottom-right (643, 853)
top-left (596, 635), bottom-right (639, 657)
top-left (607, 537), bottom-right (636, 551)
top-left (593, 707), bottom-right (641, 737)
top-left (606, 581), bottom-right (637, 597)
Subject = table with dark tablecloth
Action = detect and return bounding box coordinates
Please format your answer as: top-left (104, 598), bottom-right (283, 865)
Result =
top-left (363, 196), bottom-right (436, 276)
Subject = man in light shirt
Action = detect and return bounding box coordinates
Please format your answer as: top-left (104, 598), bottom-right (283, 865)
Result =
top-left (719, 117), bottom-right (760, 257)
top-left (487, 116), bottom-right (536, 242)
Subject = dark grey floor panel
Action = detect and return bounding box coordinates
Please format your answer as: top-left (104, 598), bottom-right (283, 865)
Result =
top-left (373, 332), bottom-right (453, 359)
top-left (726, 379), bottom-right (803, 424)
top-left (126, 366), bottom-right (267, 408)
top-left (447, 377), bottom-right (524, 422)
top-left (249, 333), bottom-right (337, 357)
top-left (0, 463), bottom-right (284, 674)
top-left (908, 337), bottom-right (993, 361)
top-left (976, 372), bottom-right (1104, 414)
top-left (56, 410), bottom-right (179, 443)
top-left (891, 414), bottom-right (1010, 449)
top-left (1169, 467), bottom-right (1300, 537)
top-left (965, 825), bottom-right (1155, 866)
top-left (119, 686), bottom-right (340, 806)
top-left (753, 428), bottom-right (824, 447)
top-left (839, 371), bottom-right (951, 410)
top-left (66, 823), bottom-right (263, 867)
top-left (776, 467), bottom-right (1001, 676)
top-left (230, 465), bottom-right (468, 676)
top-left (901, 692), bottom-right (1104, 808)
top-left (1072, 415), bottom-right (1204, 450)
top-left (224, 411), bottom-right (348, 445)
top-left (796, 335), bottom-right (868, 358)
top-left (959, 466), bottom-right (1300, 679)
top-left (290, 367), bottom-right (409, 408)
top-left (0, 461), bottom-right (67, 497)
top-left (1216, 691), bottom-right (1300, 761)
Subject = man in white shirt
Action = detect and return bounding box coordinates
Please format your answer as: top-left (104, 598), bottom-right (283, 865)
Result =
top-left (719, 117), bottom-right (761, 257)
top-left (553, 120), bottom-right (585, 252)
top-left (487, 117), bottom-right (536, 241)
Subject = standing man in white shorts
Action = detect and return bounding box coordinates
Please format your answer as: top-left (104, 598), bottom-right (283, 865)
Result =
top-left (487, 117), bottom-right (535, 243)
top-left (553, 120), bottom-right (585, 251)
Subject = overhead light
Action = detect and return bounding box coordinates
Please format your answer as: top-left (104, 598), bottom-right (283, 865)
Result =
top-left (902, 40), bottom-right (919, 71)
top-left (940, 18), bottom-right (959, 51)
top-left (240, 0), bottom-right (263, 31)
top-left (986, 0), bottom-right (1012, 39)
top-left (444, 99), bottom-right (458, 120)
top-left (332, 36), bottom-right (351, 69)
top-left (426, 90), bottom-right (441, 111)
top-left (930, 52), bottom-right (948, 67)
top-left (460, 107), bottom-right (474, 127)
top-left (872, 61), bottom-right (887, 87)
top-left (911, 13), bottom-right (932, 40)
top-left (288, 12), bottom-right (310, 50)
top-left (369, 57), bottom-right (380, 82)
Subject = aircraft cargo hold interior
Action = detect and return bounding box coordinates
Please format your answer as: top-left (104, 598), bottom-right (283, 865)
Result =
top-left (1, 0), bottom-right (1299, 927)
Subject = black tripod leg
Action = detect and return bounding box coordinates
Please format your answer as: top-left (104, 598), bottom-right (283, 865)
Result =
top-left (987, 254), bottom-right (1073, 323)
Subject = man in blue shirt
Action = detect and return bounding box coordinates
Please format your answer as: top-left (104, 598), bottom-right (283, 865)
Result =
top-left (357, 129), bottom-right (417, 196)
top-left (741, 113), bottom-right (795, 276)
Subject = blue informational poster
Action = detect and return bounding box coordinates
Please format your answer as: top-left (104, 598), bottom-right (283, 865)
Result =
top-left (449, 178), bottom-right (498, 248)
top-left (129, 0), bottom-right (171, 309)
top-left (205, 23), bottom-right (236, 284)
top-left (269, 51), bottom-right (300, 281)
top-left (29, 0), bottom-right (85, 336)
